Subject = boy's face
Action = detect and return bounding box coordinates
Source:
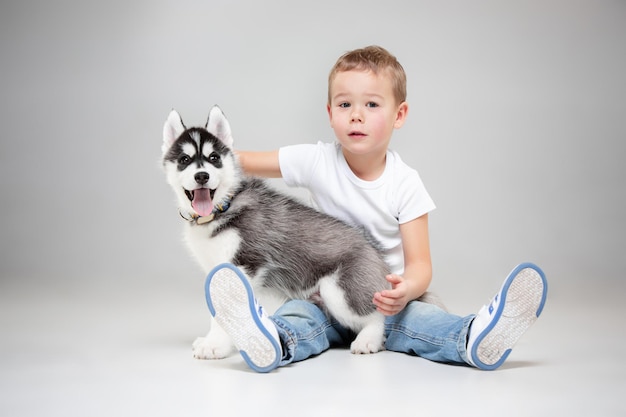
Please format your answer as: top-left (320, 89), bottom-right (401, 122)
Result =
top-left (327, 69), bottom-right (407, 160)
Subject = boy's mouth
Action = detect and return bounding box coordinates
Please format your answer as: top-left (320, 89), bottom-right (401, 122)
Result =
top-left (349, 131), bottom-right (367, 138)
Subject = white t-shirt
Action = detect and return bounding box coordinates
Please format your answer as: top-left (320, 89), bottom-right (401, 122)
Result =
top-left (278, 141), bottom-right (436, 275)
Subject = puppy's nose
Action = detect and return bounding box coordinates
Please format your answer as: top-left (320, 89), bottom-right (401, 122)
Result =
top-left (194, 172), bottom-right (210, 185)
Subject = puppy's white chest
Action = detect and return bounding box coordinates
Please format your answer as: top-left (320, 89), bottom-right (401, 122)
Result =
top-left (185, 225), bottom-right (241, 273)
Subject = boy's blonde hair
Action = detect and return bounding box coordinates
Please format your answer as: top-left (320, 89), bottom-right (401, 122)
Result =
top-left (327, 45), bottom-right (407, 105)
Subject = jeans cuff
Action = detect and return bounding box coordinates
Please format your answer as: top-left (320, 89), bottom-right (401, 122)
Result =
top-left (457, 314), bottom-right (476, 365)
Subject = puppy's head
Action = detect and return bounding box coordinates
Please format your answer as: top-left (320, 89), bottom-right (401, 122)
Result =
top-left (162, 106), bottom-right (239, 220)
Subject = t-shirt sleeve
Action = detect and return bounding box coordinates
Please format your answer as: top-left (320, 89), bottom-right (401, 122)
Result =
top-left (395, 169), bottom-right (436, 224)
top-left (278, 143), bottom-right (321, 188)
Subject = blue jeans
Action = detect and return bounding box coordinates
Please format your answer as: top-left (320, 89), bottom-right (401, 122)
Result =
top-left (269, 299), bottom-right (475, 367)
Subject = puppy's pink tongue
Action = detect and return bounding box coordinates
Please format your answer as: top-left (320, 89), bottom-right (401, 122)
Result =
top-left (191, 189), bottom-right (214, 217)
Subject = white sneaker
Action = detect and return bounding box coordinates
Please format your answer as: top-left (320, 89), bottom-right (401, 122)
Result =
top-left (467, 263), bottom-right (547, 370)
top-left (205, 263), bottom-right (282, 373)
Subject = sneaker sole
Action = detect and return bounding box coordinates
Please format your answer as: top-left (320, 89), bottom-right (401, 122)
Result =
top-left (205, 263), bottom-right (281, 373)
top-left (470, 262), bottom-right (547, 370)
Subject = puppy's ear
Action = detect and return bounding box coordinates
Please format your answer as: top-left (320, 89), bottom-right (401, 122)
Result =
top-left (162, 110), bottom-right (186, 154)
top-left (205, 105), bottom-right (234, 148)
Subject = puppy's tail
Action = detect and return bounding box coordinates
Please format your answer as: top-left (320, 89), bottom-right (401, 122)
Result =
top-left (416, 291), bottom-right (448, 312)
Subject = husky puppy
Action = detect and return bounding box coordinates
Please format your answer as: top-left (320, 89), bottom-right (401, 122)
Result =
top-left (162, 105), bottom-right (395, 359)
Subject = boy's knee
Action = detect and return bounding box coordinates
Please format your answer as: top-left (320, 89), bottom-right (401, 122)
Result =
top-left (276, 299), bottom-right (324, 318)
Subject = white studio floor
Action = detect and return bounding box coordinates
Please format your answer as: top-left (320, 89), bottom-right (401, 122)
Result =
top-left (1, 273), bottom-right (624, 417)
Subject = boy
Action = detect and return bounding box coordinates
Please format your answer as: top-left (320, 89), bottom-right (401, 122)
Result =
top-left (205, 45), bottom-right (547, 373)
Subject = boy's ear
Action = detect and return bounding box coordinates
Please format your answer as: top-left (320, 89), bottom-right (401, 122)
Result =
top-left (393, 102), bottom-right (409, 129)
top-left (205, 105), bottom-right (234, 148)
top-left (162, 109), bottom-right (186, 155)
top-left (327, 103), bottom-right (334, 126)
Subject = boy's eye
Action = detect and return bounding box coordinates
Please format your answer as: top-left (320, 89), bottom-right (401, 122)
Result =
top-left (366, 102), bottom-right (379, 108)
top-left (338, 102), bottom-right (351, 108)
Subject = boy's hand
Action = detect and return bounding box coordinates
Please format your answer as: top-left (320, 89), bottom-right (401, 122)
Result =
top-left (373, 274), bottom-right (411, 316)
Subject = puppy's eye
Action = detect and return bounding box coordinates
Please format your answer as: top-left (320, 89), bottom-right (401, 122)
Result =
top-left (208, 152), bottom-right (220, 163)
top-left (179, 155), bottom-right (191, 165)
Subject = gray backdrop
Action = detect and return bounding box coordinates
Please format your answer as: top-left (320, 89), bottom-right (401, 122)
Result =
top-left (1, 0), bottom-right (624, 298)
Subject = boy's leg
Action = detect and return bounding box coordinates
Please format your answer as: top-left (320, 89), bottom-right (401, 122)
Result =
top-left (271, 299), bottom-right (353, 364)
top-left (385, 262), bottom-right (547, 370)
top-left (384, 300), bottom-right (473, 365)
top-left (467, 262), bottom-right (547, 370)
top-left (205, 263), bottom-right (350, 373)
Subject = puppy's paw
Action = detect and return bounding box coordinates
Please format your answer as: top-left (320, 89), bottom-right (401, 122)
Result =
top-left (350, 329), bottom-right (385, 354)
top-left (350, 338), bottom-right (385, 354)
top-left (192, 336), bottom-right (234, 360)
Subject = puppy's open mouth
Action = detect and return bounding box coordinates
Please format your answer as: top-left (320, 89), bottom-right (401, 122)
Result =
top-left (184, 188), bottom-right (216, 217)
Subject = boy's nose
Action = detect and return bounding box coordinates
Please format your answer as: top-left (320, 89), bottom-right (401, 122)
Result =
top-left (351, 111), bottom-right (363, 123)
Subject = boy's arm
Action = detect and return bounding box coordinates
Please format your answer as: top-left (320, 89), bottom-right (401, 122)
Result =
top-left (236, 150), bottom-right (282, 178)
top-left (373, 214), bottom-right (433, 316)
